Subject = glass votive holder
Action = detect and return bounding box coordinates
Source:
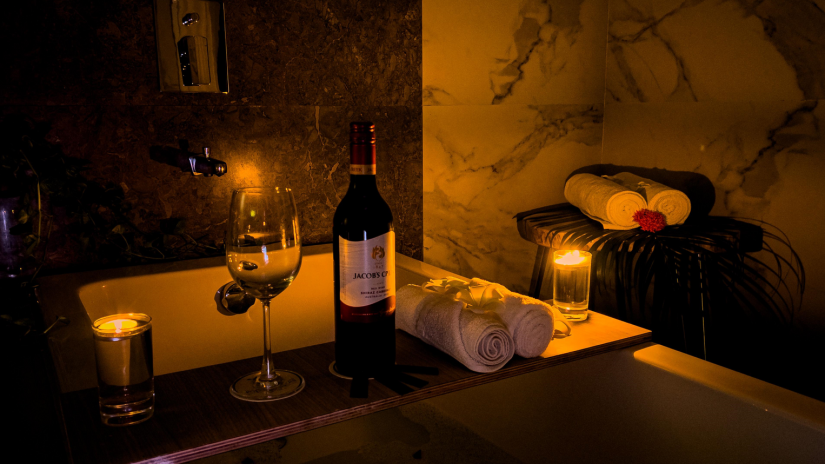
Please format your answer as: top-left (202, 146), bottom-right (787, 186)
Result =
top-left (92, 313), bottom-right (154, 426)
top-left (552, 250), bottom-right (592, 321)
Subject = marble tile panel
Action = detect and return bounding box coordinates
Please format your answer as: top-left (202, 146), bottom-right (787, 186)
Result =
top-left (3, 104), bottom-right (422, 270)
top-left (606, 0), bottom-right (825, 102)
top-left (424, 104), bottom-right (603, 293)
top-left (423, 0), bottom-right (608, 106)
top-left (1, 0), bottom-right (421, 107)
top-left (602, 100), bottom-right (825, 329)
top-left (275, 0), bottom-right (422, 107)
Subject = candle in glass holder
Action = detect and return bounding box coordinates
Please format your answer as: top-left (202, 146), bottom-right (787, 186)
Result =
top-left (93, 313), bottom-right (154, 426)
top-left (552, 250), bottom-right (592, 321)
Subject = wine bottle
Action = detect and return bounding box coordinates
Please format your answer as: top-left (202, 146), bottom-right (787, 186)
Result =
top-left (332, 122), bottom-right (396, 377)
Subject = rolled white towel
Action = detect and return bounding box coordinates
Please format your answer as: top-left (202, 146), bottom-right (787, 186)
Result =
top-left (396, 285), bottom-right (515, 373)
top-left (469, 278), bottom-right (561, 357)
top-left (564, 173), bottom-right (646, 229)
top-left (610, 172), bottom-right (691, 225)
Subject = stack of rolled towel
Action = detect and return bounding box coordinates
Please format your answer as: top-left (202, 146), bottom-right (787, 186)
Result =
top-left (396, 277), bottom-right (571, 373)
top-left (564, 172), bottom-right (691, 229)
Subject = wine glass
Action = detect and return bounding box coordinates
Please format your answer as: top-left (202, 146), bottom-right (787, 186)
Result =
top-left (226, 187), bottom-right (304, 402)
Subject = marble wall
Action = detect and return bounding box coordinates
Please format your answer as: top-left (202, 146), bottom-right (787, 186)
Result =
top-left (2, 0), bottom-right (423, 270)
top-left (423, 0), bottom-right (608, 294)
top-left (423, 0), bottom-right (825, 338)
top-left (606, 0), bottom-right (825, 103)
top-left (603, 0), bottom-right (825, 334)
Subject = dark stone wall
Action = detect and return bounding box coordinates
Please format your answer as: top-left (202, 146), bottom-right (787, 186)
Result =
top-left (1, 0), bottom-right (423, 270)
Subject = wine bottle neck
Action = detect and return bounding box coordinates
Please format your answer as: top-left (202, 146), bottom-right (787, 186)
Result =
top-left (349, 147), bottom-right (376, 190)
top-left (349, 121), bottom-right (377, 189)
top-left (350, 143), bottom-right (376, 176)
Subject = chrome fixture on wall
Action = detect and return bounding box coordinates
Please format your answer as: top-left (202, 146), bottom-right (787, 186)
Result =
top-left (188, 147), bottom-right (227, 176)
top-left (215, 282), bottom-right (255, 315)
top-left (154, 0), bottom-right (229, 93)
top-left (149, 145), bottom-right (228, 177)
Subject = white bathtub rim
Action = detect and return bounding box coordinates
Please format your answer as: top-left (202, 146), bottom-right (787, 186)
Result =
top-left (632, 343), bottom-right (825, 434)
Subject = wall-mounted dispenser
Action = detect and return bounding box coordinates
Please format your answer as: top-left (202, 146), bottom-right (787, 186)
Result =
top-left (154, 0), bottom-right (229, 93)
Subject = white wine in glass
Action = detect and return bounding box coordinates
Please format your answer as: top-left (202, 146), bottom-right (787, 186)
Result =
top-left (226, 187), bottom-right (304, 402)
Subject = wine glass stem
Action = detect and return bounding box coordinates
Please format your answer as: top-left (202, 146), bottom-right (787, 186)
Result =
top-left (260, 298), bottom-right (277, 383)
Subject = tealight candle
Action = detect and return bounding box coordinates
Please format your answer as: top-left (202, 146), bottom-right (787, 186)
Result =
top-left (92, 313), bottom-right (154, 426)
top-left (552, 250), bottom-right (592, 321)
top-left (98, 319), bottom-right (139, 332)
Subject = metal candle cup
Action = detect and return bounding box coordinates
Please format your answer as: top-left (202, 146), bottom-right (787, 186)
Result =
top-left (552, 250), bottom-right (592, 321)
top-left (92, 313), bottom-right (154, 426)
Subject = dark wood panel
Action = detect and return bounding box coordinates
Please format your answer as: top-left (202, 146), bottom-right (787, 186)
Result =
top-left (60, 317), bottom-right (651, 464)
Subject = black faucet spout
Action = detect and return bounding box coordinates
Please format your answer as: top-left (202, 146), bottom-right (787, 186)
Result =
top-left (150, 146), bottom-right (228, 177)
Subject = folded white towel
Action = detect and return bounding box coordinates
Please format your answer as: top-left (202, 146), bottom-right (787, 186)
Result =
top-left (564, 173), bottom-right (647, 229)
top-left (609, 172), bottom-right (691, 225)
top-left (469, 278), bottom-right (570, 357)
top-left (396, 285), bottom-right (515, 373)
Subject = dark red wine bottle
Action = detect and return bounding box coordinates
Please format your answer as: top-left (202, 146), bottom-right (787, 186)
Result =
top-left (333, 122), bottom-right (396, 377)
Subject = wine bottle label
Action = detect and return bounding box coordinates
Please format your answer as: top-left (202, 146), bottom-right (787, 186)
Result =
top-left (350, 164), bottom-right (376, 175)
top-left (338, 231), bottom-right (396, 323)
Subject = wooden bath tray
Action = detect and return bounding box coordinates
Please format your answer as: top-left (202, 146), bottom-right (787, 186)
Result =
top-left (57, 312), bottom-right (650, 464)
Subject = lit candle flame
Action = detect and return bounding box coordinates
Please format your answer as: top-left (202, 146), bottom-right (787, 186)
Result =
top-left (100, 319), bottom-right (139, 333)
top-left (555, 250), bottom-right (586, 265)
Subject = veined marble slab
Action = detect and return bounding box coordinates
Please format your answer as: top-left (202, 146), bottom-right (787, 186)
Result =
top-left (423, 0), bottom-right (608, 106)
top-left (606, 0), bottom-right (825, 102)
top-left (603, 100), bottom-right (825, 329)
top-left (424, 104), bottom-right (603, 293)
top-left (603, 101), bottom-right (824, 218)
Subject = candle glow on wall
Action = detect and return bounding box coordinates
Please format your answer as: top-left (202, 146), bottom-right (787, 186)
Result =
top-left (234, 161), bottom-right (261, 187)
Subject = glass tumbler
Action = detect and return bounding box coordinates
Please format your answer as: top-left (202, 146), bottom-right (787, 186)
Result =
top-left (552, 250), bottom-right (592, 321)
top-left (92, 313), bottom-right (154, 426)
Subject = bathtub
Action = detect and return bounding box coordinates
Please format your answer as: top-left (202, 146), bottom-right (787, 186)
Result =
top-left (198, 344), bottom-right (825, 464)
top-left (39, 243), bottom-right (461, 393)
top-left (38, 244), bottom-right (825, 463)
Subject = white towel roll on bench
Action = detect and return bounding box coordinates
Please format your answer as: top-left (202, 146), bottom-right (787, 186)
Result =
top-left (564, 173), bottom-right (647, 229)
top-left (610, 172), bottom-right (691, 226)
top-left (564, 172), bottom-right (692, 229)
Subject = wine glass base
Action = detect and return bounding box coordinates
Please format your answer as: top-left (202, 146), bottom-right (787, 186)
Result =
top-left (230, 370), bottom-right (305, 402)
